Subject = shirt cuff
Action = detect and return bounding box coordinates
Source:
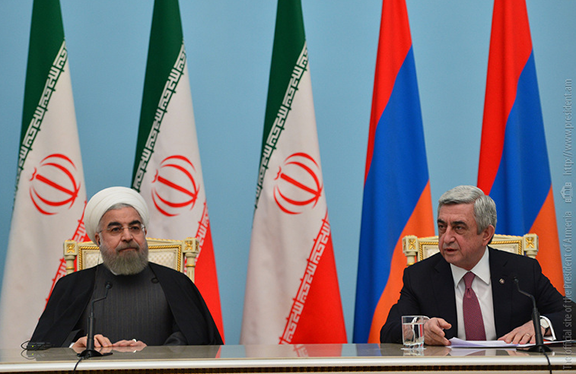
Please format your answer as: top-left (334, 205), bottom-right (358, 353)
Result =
top-left (541, 316), bottom-right (556, 341)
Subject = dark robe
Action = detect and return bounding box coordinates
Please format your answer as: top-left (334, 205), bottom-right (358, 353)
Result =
top-left (77, 265), bottom-right (177, 345)
top-left (30, 263), bottom-right (222, 347)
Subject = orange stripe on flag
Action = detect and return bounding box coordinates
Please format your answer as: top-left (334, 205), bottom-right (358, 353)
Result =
top-left (531, 187), bottom-right (564, 294)
top-left (367, 182), bottom-right (434, 343)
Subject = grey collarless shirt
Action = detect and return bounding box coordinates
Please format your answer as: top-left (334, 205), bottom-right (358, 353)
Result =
top-left (79, 265), bottom-right (174, 345)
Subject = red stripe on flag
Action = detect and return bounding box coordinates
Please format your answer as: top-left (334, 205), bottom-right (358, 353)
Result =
top-left (477, 0), bottom-right (533, 193)
top-left (287, 227), bottom-right (347, 344)
top-left (365, 0), bottom-right (413, 181)
top-left (195, 218), bottom-right (225, 341)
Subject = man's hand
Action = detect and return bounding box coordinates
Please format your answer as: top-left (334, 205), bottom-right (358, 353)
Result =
top-left (72, 334), bottom-right (113, 350)
top-left (423, 318), bottom-right (452, 346)
top-left (498, 321), bottom-right (539, 344)
top-left (112, 339), bottom-right (147, 350)
top-left (71, 336), bottom-right (147, 353)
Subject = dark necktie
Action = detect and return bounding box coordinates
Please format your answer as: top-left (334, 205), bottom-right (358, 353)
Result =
top-left (463, 271), bottom-right (486, 340)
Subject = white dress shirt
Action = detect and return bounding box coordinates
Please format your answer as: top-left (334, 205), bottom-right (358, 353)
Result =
top-left (450, 248), bottom-right (497, 340)
top-left (449, 248), bottom-right (555, 341)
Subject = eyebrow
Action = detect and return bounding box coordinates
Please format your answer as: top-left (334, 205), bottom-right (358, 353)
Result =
top-left (437, 219), bottom-right (468, 227)
top-left (106, 220), bottom-right (142, 228)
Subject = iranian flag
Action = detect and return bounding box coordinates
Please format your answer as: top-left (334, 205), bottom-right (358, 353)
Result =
top-left (131, 0), bottom-right (224, 339)
top-left (240, 0), bottom-right (347, 344)
top-left (0, 0), bottom-right (88, 348)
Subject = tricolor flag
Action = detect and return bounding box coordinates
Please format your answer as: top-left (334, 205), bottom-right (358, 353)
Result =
top-left (131, 0), bottom-right (224, 339)
top-left (0, 0), bottom-right (88, 348)
top-left (353, 0), bottom-right (435, 344)
top-left (477, 0), bottom-right (564, 292)
top-left (241, 0), bottom-right (346, 345)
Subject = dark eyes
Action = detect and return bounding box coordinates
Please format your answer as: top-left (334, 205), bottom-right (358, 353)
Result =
top-left (106, 224), bottom-right (144, 236)
top-left (438, 224), bottom-right (465, 233)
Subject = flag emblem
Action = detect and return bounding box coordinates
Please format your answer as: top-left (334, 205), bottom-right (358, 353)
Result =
top-left (274, 152), bottom-right (323, 215)
top-left (29, 153), bottom-right (81, 215)
top-left (151, 155), bottom-right (200, 216)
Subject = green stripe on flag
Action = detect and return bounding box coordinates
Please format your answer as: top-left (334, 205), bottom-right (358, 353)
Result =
top-left (255, 0), bottom-right (307, 205)
top-left (18, 0), bottom-right (67, 189)
top-left (255, 43), bottom-right (308, 205)
top-left (17, 42), bottom-right (68, 189)
top-left (132, 44), bottom-right (187, 191)
top-left (21, 0), bottom-right (65, 141)
top-left (132, 0), bottom-right (185, 187)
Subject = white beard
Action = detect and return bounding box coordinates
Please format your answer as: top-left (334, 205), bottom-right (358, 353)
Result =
top-left (100, 241), bottom-right (149, 275)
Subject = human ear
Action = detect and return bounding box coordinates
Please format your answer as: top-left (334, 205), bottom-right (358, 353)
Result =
top-left (482, 225), bottom-right (495, 246)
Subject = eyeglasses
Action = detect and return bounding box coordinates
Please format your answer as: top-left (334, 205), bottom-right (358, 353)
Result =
top-left (99, 224), bottom-right (145, 236)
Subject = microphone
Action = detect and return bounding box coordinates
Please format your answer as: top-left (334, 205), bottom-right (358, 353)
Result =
top-left (79, 281), bottom-right (113, 358)
top-left (513, 276), bottom-right (551, 352)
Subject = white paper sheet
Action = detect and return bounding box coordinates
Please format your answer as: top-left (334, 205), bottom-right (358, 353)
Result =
top-left (449, 337), bottom-right (533, 348)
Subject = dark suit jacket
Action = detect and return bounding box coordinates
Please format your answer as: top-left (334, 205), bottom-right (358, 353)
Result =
top-left (30, 263), bottom-right (223, 347)
top-left (380, 247), bottom-right (573, 343)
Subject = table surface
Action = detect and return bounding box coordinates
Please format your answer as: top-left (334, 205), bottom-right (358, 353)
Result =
top-left (1, 343), bottom-right (575, 373)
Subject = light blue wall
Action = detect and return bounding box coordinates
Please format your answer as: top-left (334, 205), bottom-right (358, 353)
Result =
top-left (0, 1), bottom-right (574, 344)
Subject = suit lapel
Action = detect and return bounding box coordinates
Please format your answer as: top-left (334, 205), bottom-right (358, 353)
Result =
top-left (489, 247), bottom-right (515, 337)
top-left (433, 257), bottom-right (458, 338)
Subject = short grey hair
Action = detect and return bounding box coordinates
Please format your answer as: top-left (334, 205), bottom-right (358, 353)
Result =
top-left (438, 185), bottom-right (497, 234)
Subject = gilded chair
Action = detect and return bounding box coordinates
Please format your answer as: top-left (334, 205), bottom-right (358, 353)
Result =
top-left (63, 237), bottom-right (200, 281)
top-left (402, 233), bottom-right (538, 266)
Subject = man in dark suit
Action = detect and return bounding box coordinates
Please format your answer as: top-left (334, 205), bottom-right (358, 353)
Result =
top-left (380, 185), bottom-right (572, 345)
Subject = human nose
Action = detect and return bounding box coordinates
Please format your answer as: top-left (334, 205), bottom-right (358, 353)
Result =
top-left (442, 227), bottom-right (456, 243)
top-left (120, 227), bottom-right (135, 240)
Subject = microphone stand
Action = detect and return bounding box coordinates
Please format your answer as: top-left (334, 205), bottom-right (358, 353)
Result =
top-left (79, 282), bottom-right (113, 358)
top-left (514, 278), bottom-right (551, 353)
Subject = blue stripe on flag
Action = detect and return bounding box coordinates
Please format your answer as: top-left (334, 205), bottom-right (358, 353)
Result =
top-left (354, 47), bottom-right (429, 342)
top-left (489, 52), bottom-right (551, 235)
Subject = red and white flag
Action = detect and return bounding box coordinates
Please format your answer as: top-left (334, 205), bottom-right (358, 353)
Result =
top-left (240, 0), bottom-right (347, 345)
top-left (0, 0), bottom-right (88, 348)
